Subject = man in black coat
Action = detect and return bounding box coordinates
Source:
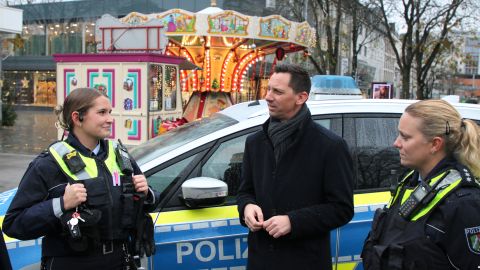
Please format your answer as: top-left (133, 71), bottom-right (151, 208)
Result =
top-left (237, 63), bottom-right (354, 270)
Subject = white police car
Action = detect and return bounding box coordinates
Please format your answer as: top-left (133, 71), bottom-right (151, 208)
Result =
top-left (1, 99), bottom-right (480, 270)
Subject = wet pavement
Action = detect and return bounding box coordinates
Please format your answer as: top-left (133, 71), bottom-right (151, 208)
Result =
top-left (0, 107), bottom-right (58, 192)
top-left (0, 108), bottom-right (58, 155)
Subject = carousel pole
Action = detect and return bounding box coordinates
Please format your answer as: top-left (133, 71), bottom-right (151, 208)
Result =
top-left (256, 57), bottom-right (266, 100)
top-left (211, 0), bottom-right (217, 7)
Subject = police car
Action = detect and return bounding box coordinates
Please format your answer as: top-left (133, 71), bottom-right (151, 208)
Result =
top-left (1, 99), bottom-right (480, 270)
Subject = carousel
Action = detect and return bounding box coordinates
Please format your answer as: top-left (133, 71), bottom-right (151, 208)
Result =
top-left (114, 0), bottom-right (316, 121)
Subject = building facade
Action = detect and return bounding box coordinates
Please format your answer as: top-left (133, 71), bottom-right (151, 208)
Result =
top-left (1, 0), bottom-right (280, 107)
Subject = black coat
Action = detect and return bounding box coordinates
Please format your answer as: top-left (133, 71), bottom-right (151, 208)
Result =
top-left (237, 116), bottom-right (354, 270)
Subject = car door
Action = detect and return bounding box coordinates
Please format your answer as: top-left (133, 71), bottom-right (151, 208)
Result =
top-left (146, 127), bottom-right (258, 269)
top-left (335, 113), bottom-right (406, 270)
top-left (311, 114), bottom-right (343, 266)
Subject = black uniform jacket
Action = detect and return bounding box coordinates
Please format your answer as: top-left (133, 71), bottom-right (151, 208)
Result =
top-left (237, 116), bottom-right (354, 270)
top-left (3, 134), bottom-right (160, 258)
top-left (400, 159), bottom-right (480, 268)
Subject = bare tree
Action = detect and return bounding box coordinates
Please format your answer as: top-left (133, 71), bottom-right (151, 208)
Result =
top-left (344, 1), bottom-right (384, 80)
top-left (374, 0), bottom-right (478, 99)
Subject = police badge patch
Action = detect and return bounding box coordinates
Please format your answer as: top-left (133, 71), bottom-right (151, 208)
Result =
top-left (465, 226), bottom-right (480, 254)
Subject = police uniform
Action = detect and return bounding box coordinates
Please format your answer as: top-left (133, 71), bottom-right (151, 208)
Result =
top-left (3, 133), bottom-right (160, 270)
top-left (362, 158), bottom-right (480, 269)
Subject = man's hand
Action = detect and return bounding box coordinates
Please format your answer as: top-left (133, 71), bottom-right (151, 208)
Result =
top-left (63, 183), bottom-right (87, 210)
top-left (244, 204), bottom-right (264, 232)
top-left (132, 174), bottom-right (149, 195)
top-left (263, 215), bottom-right (291, 238)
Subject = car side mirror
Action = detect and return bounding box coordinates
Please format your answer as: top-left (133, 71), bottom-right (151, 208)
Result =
top-left (181, 177), bottom-right (228, 208)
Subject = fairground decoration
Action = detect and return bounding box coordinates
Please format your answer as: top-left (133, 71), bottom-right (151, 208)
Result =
top-left (207, 11), bottom-right (249, 36)
top-left (53, 2), bottom-right (316, 148)
top-left (157, 10), bottom-right (196, 33)
top-left (259, 15), bottom-right (291, 40)
top-left (295, 22), bottom-right (315, 47)
top-left (159, 4), bottom-right (315, 121)
top-left (120, 12), bottom-right (149, 25)
top-left (93, 4), bottom-right (314, 121)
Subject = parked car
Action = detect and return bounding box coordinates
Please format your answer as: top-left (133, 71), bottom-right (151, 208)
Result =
top-left (309, 75), bottom-right (363, 100)
top-left (1, 99), bottom-right (479, 270)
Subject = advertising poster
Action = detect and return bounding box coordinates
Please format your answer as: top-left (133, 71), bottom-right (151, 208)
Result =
top-left (372, 82), bottom-right (393, 99)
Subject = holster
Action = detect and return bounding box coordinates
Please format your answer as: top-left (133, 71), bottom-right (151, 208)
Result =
top-left (120, 175), bottom-right (144, 229)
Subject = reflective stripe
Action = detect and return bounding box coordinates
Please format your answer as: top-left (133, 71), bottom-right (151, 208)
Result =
top-left (156, 205), bottom-right (239, 225)
top-left (49, 142), bottom-right (97, 180)
top-left (411, 170), bottom-right (461, 221)
top-left (52, 197), bottom-right (63, 218)
top-left (49, 141), bottom-right (124, 181)
top-left (388, 170), bottom-right (415, 207)
top-left (104, 141), bottom-right (124, 176)
top-left (393, 169), bottom-right (463, 221)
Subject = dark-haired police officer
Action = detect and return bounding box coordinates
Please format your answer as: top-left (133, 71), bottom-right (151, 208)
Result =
top-left (3, 88), bottom-right (159, 270)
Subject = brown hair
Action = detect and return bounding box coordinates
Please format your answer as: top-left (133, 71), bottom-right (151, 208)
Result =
top-left (274, 63), bottom-right (311, 94)
top-left (54, 88), bottom-right (107, 131)
top-left (405, 99), bottom-right (480, 178)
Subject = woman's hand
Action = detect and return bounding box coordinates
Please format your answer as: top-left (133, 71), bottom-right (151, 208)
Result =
top-left (63, 183), bottom-right (87, 210)
top-left (132, 174), bottom-right (149, 195)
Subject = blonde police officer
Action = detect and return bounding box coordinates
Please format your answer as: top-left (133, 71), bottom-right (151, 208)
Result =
top-left (362, 100), bottom-right (480, 269)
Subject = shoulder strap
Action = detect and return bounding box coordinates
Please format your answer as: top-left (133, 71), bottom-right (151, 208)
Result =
top-left (49, 141), bottom-right (97, 181)
top-left (410, 169), bottom-right (464, 221)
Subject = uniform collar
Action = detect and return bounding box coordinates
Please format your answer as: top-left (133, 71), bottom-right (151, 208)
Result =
top-left (410, 156), bottom-right (457, 185)
top-left (66, 133), bottom-right (108, 159)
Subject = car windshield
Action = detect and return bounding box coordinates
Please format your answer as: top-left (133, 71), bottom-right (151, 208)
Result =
top-left (130, 113), bottom-right (238, 165)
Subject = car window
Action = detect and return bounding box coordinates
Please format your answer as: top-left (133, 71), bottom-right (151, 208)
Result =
top-left (313, 117), bottom-right (342, 136)
top-left (201, 133), bottom-right (251, 197)
top-left (356, 118), bottom-right (399, 147)
top-left (147, 154), bottom-right (198, 194)
top-left (345, 115), bottom-right (406, 192)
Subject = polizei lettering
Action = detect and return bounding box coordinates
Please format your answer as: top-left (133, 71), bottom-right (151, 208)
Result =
top-left (465, 227), bottom-right (480, 234)
top-left (176, 237), bottom-right (248, 264)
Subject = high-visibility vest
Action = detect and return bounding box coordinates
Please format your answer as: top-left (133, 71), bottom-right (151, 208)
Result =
top-left (49, 140), bottom-right (124, 181)
top-left (389, 169), bottom-right (463, 221)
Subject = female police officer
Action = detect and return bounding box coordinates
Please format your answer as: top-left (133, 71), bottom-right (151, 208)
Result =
top-left (3, 88), bottom-right (159, 269)
top-left (362, 99), bottom-right (480, 269)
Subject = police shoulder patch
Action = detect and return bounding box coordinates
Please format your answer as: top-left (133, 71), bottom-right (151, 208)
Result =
top-left (465, 226), bottom-right (480, 254)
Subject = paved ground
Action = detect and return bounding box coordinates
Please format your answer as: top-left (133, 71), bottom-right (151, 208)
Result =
top-left (0, 108), bottom-right (57, 192)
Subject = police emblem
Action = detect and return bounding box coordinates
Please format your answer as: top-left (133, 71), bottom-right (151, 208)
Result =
top-left (465, 226), bottom-right (480, 254)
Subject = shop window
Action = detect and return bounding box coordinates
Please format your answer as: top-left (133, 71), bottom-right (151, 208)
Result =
top-left (2, 71), bottom-right (56, 107)
top-left (149, 64), bottom-right (163, 111)
top-left (164, 65), bottom-right (178, 111)
top-left (47, 21), bottom-right (82, 55)
top-left (84, 21), bottom-right (97, 53)
top-left (34, 72), bottom-right (57, 106)
top-left (13, 24), bottom-right (46, 56)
